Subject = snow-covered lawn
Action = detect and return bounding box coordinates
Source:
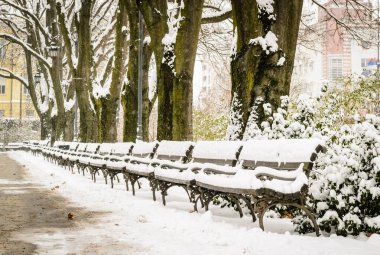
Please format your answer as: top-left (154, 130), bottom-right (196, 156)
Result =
top-left (6, 151), bottom-right (380, 255)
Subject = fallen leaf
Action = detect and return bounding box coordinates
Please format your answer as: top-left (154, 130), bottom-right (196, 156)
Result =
top-left (68, 213), bottom-right (74, 220)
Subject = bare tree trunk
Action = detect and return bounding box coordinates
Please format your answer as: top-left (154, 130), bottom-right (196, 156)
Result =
top-left (46, 0), bottom-right (65, 143)
top-left (227, 0), bottom-right (303, 139)
top-left (252, 1), bottom-right (303, 116)
top-left (122, 0), bottom-right (139, 142)
top-left (63, 83), bottom-right (76, 141)
top-left (75, 0), bottom-right (98, 142)
top-left (142, 43), bottom-right (154, 141)
top-left (172, 0), bottom-right (204, 141)
top-left (227, 0), bottom-right (261, 140)
top-left (141, 0), bottom-right (173, 140)
top-left (25, 48), bottom-right (51, 140)
top-left (40, 114), bottom-right (49, 139)
top-left (101, 0), bottom-right (128, 142)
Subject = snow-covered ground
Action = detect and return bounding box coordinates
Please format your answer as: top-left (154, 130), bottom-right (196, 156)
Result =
top-left (6, 151), bottom-right (380, 255)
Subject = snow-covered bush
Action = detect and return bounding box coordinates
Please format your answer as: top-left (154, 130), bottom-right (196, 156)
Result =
top-left (238, 76), bottom-right (380, 236)
top-left (306, 115), bottom-right (380, 236)
top-left (0, 119), bottom-right (40, 144)
top-left (243, 94), bottom-right (317, 140)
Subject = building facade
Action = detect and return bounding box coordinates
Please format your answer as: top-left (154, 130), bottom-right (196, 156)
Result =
top-left (0, 42), bottom-right (36, 120)
top-left (291, 0), bottom-right (377, 97)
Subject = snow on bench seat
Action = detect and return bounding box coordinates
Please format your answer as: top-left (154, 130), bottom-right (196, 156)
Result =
top-left (152, 140), bottom-right (250, 214)
top-left (125, 141), bottom-right (193, 176)
top-left (89, 143), bottom-right (116, 167)
top-left (196, 139), bottom-right (324, 195)
top-left (193, 138), bottom-right (325, 235)
top-left (195, 164), bottom-right (308, 195)
top-left (154, 141), bottom-right (242, 186)
top-left (77, 143), bottom-right (100, 164)
top-left (107, 142), bottom-right (157, 171)
top-left (5, 142), bottom-right (25, 150)
top-left (66, 143), bottom-right (88, 161)
top-left (105, 142), bottom-right (135, 169)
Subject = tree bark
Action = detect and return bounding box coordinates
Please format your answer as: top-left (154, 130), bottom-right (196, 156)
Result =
top-left (227, 0), bottom-right (303, 140)
top-left (141, 0), bottom-right (173, 140)
top-left (63, 83), bottom-right (76, 141)
top-left (227, 0), bottom-right (261, 140)
top-left (172, 0), bottom-right (204, 140)
top-left (78, 0), bottom-right (98, 142)
top-left (122, 0), bottom-right (139, 142)
top-left (24, 40), bottom-right (51, 140)
top-left (252, 1), bottom-right (303, 115)
top-left (101, 0), bottom-right (128, 142)
top-left (142, 43), bottom-right (154, 141)
top-left (46, 0), bottom-right (66, 143)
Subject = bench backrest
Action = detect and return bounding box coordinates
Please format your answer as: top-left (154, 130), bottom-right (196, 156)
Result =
top-left (97, 143), bottom-right (116, 155)
top-left (68, 142), bottom-right (79, 151)
top-left (53, 141), bottom-right (71, 149)
top-left (53, 141), bottom-right (64, 148)
top-left (239, 138), bottom-right (324, 171)
top-left (85, 143), bottom-right (99, 154)
top-left (112, 142), bottom-right (134, 156)
top-left (38, 140), bottom-right (50, 147)
top-left (29, 140), bottom-right (39, 145)
top-left (131, 142), bottom-right (158, 158)
top-left (191, 141), bottom-right (243, 166)
top-left (6, 142), bottom-right (23, 147)
top-left (155, 141), bottom-right (194, 162)
top-left (76, 143), bottom-right (88, 153)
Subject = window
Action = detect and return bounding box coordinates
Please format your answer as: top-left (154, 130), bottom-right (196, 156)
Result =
top-left (0, 110), bottom-right (4, 117)
top-left (329, 58), bottom-right (343, 81)
top-left (26, 110), bottom-right (34, 117)
top-left (23, 86), bottom-right (28, 95)
top-left (361, 58), bottom-right (369, 67)
top-left (0, 84), bottom-right (5, 95)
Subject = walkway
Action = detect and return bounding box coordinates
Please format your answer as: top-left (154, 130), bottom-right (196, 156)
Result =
top-left (0, 154), bottom-right (97, 254)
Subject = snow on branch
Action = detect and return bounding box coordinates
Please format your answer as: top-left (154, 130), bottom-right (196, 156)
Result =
top-left (0, 33), bottom-right (51, 68)
top-left (0, 66), bottom-right (28, 86)
top-left (0, 0), bottom-right (50, 40)
top-left (56, 2), bottom-right (76, 71)
top-left (0, 17), bottom-right (28, 36)
top-left (93, 19), bottom-right (117, 53)
top-left (201, 8), bottom-right (232, 24)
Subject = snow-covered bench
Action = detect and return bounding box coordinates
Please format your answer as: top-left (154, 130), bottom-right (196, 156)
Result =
top-left (125, 141), bottom-right (194, 201)
top-left (113, 142), bottom-right (159, 194)
top-left (5, 142), bottom-right (29, 151)
top-left (29, 140), bottom-right (49, 155)
top-left (153, 141), bottom-right (243, 207)
top-left (54, 142), bottom-right (79, 161)
top-left (62, 142), bottom-right (90, 173)
top-left (194, 138), bottom-right (325, 235)
top-left (103, 142), bottom-right (134, 188)
top-left (87, 143), bottom-right (117, 183)
top-left (43, 141), bottom-right (73, 162)
top-left (62, 142), bottom-right (87, 172)
top-left (106, 142), bottom-right (157, 191)
top-left (76, 143), bottom-right (100, 175)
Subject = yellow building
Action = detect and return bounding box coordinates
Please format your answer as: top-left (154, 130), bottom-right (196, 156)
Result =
top-left (0, 42), bottom-right (37, 120)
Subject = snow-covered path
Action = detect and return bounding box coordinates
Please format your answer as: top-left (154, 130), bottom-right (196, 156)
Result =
top-left (4, 151), bottom-right (380, 255)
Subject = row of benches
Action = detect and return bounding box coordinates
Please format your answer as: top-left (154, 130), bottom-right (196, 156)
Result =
top-left (22, 138), bottom-right (325, 235)
top-left (1, 142), bottom-right (25, 151)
